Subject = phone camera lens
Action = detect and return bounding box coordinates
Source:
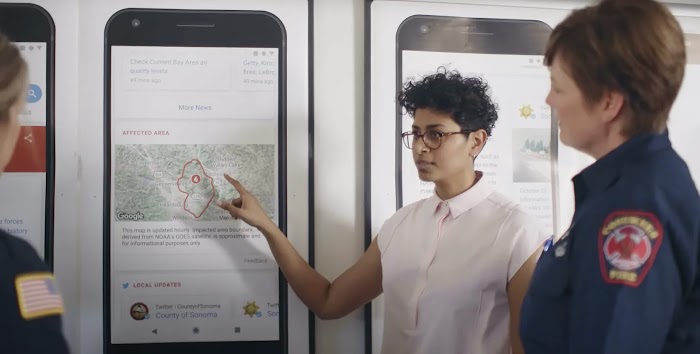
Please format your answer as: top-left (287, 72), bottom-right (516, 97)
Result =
top-left (131, 19), bottom-right (141, 28)
top-left (420, 25), bottom-right (429, 34)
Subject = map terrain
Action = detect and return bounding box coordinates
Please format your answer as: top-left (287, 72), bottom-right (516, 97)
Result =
top-left (114, 144), bottom-right (275, 222)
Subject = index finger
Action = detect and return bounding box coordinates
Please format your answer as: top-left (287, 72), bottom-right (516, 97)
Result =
top-left (215, 199), bottom-right (240, 218)
top-left (223, 174), bottom-right (247, 195)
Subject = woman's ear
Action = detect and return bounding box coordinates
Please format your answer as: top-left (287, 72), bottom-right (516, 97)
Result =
top-left (469, 129), bottom-right (489, 158)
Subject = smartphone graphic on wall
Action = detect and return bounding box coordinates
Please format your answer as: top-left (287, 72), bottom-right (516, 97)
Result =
top-left (104, 9), bottom-right (287, 354)
top-left (0, 3), bottom-right (56, 263)
top-left (395, 16), bottom-right (558, 234)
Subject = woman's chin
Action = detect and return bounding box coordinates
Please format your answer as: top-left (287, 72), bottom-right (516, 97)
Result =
top-left (417, 170), bottom-right (435, 182)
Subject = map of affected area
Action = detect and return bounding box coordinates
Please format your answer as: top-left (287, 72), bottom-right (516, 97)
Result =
top-left (115, 144), bottom-right (275, 222)
top-left (177, 159), bottom-right (215, 218)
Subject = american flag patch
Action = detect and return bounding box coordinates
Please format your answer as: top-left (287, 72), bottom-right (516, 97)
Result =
top-left (15, 273), bottom-right (64, 320)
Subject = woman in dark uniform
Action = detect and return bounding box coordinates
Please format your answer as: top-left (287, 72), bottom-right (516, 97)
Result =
top-left (0, 31), bottom-right (70, 353)
top-left (520, 1), bottom-right (700, 354)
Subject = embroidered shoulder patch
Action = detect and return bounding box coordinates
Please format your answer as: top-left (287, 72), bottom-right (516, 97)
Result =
top-left (598, 211), bottom-right (663, 287)
top-left (15, 272), bottom-right (64, 320)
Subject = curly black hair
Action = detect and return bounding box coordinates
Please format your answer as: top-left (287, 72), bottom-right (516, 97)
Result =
top-left (398, 67), bottom-right (498, 135)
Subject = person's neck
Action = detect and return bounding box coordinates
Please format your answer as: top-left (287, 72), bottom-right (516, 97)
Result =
top-left (587, 132), bottom-right (630, 160)
top-left (435, 170), bottom-right (478, 200)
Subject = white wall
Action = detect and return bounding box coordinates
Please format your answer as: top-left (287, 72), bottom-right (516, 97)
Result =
top-left (313, 1), bottom-right (366, 353)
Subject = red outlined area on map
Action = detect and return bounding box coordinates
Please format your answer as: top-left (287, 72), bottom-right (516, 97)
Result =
top-left (176, 159), bottom-right (215, 218)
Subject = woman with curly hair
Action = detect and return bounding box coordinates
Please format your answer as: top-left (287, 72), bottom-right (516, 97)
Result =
top-left (217, 69), bottom-right (548, 354)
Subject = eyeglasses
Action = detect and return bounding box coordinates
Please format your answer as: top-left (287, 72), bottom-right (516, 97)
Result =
top-left (401, 130), bottom-right (473, 150)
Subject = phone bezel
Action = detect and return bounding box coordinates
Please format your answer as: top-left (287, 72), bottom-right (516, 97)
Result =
top-left (395, 15), bottom-right (558, 217)
top-left (0, 3), bottom-right (56, 268)
top-left (103, 8), bottom-right (288, 354)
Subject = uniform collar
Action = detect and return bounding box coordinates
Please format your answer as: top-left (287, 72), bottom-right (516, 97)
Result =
top-left (573, 131), bottom-right (672, 197)
top-left (427, 171), bottom-right (493, 219)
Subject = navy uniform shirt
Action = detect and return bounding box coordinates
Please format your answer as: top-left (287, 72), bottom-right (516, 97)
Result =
top-left (520, 132), bottom-right (700, 354)
top-left (0, 229), bottom-right (70, 353)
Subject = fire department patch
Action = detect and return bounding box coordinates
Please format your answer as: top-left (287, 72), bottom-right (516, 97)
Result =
top-left (598, 210), bottom-right (663, 287)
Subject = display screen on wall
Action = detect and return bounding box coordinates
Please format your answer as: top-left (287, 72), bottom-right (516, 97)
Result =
top-left (396, 16), bottom-right (557, 233)
top-left (104, 9), bottom-right (287, 353)
top-left (0, 4), bottom-right (55, 262)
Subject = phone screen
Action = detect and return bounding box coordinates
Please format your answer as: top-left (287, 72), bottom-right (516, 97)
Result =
top-left (0, 40), bottom-right (50, 258)
top-left (0, 2), bottom-right (54, 261)
top-left (396, 16), bottom-right (557, 233)
top-left (105, 10), bottom-right (285, 351)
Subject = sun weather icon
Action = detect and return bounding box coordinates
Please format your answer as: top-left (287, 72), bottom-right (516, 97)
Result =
top-left (243, 301), bottom-right (261, 318)
top-left (519, 104), bottom-right (535, 119)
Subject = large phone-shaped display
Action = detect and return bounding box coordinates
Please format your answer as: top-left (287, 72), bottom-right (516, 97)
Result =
top-left (396, 16), bottom-right (558, 234)
top-left (104, 9), bottom-right (287, 353)
top-left (0, 3), bottom-right (55, 263)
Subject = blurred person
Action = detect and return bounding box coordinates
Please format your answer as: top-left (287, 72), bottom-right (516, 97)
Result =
top-left (520, 1), bottom-right (700, 353)
top-left (218, 69), bottom-right (548, 354)
top-left (0, 32), bottom-right (70, 353)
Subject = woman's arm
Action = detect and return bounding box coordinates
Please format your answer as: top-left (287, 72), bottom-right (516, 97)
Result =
top-left (507, 248), bottom-right (541, 354)
top-left (218, 174), bottom-right (383, 319)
